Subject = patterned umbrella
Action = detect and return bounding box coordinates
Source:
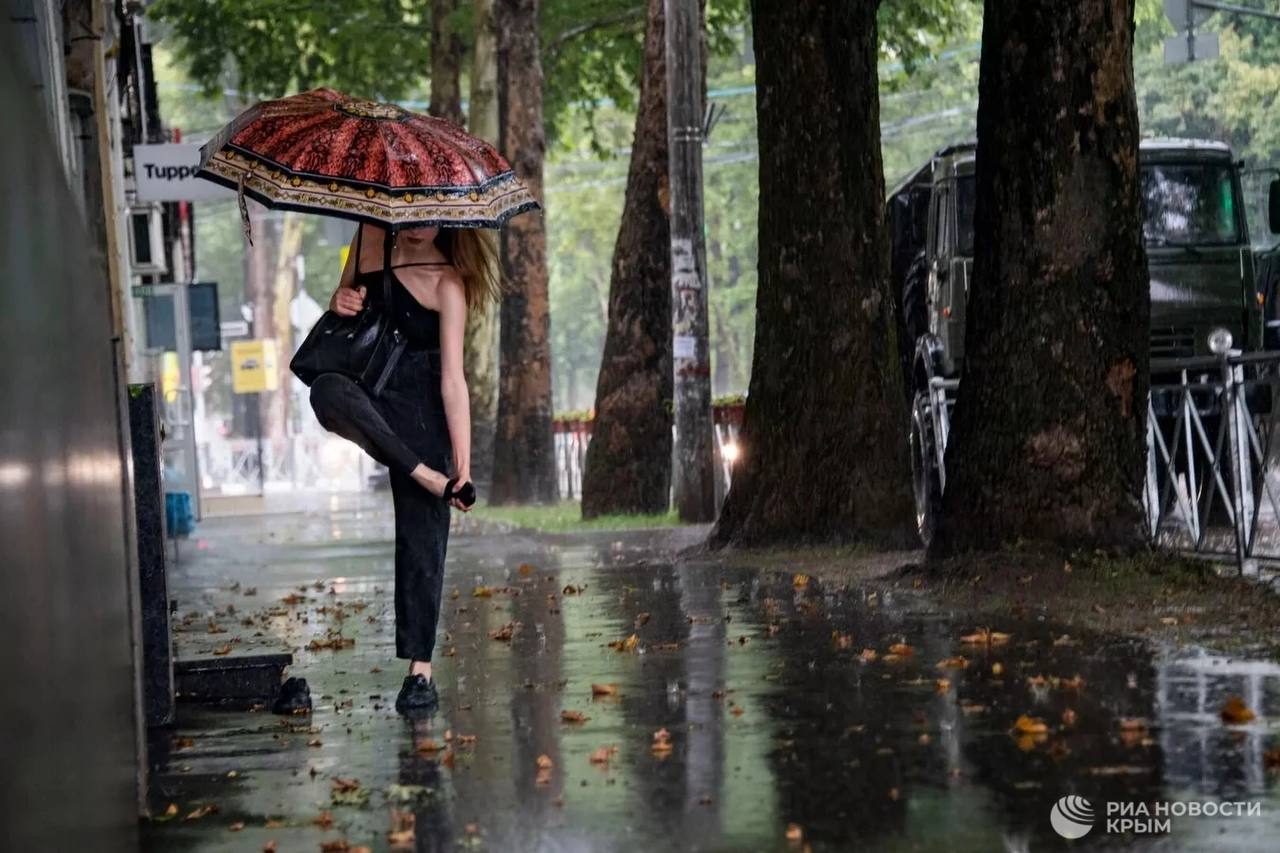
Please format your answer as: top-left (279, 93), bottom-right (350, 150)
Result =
top-left (198, 88), bottom-right (538, 230)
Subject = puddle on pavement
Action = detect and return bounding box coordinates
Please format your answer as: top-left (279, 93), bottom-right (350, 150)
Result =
top-left (144, 505), bottom-right (1280, 852)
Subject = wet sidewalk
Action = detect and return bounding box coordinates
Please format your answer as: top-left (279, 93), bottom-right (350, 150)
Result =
top-left (144, 494), bottom-right (1280, 852)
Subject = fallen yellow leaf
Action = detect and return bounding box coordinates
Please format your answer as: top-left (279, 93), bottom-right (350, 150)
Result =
top-left (1221, 696), bottom-right (1257, 725)
top-left (1013, 714), bottom-right (1048, 734)
top-left (589, 745), bottom-right (618, 765)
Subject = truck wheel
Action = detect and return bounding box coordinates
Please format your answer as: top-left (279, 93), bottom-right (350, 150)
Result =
top-left (910, 391), bottom-right (942, 547)
top-left (900, 252), bottom-right (928, 393)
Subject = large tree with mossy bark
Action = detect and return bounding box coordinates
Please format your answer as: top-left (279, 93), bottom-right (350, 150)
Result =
top-left (579, 0), bottom-right (682, 519)
top-left (491, 0), bottom-right (557, 504)
top-left (931, 0), bottom-right (1149, 555)
top-left (709, 0), bottom-right (915, 548)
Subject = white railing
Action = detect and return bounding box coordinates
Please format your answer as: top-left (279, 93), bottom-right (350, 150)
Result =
top-left (553, 405), bottom-right (745, 503)
top-left (199, 434), bottom-right (370, 495)
top-left (919, 351), bottom-right (1280, 576)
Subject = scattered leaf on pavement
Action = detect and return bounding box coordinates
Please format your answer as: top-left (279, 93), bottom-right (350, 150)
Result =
top-left (1014, 715), bottom-right (1048, 735)
top-left (1221, 697), bottom-right (1257, 725)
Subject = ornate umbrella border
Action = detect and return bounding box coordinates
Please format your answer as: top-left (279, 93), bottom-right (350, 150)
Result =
top-left (198, 150), bottom-right (540, 230)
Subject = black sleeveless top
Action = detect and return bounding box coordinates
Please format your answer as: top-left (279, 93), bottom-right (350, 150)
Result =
top-left (352, 227), bottom-right (445, 351)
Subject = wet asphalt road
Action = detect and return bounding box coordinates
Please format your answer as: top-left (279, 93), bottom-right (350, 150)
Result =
top-left (142, 494), bottom-right (1280, 852)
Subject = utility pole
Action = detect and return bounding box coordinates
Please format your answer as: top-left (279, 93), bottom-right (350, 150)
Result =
top-left (664, 0), bottom-right (715, 522)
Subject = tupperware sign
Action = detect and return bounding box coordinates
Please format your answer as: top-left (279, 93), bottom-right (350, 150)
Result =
top-left (134, 144), bottom-right (234, 201)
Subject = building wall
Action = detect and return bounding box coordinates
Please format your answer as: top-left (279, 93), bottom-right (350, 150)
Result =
top-left (0, 13), bottom-right (142, 851)
top-left (7, 0), bottom-right (77, 177)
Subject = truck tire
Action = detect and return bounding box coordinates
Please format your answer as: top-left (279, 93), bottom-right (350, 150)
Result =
top-left (910, 390), bottom-right (942, 547)
top-left (900, 251), bottom-right (929, 395)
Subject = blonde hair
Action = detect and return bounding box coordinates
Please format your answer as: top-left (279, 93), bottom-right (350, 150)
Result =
top-left (436, 228), bottom-right (504, 311)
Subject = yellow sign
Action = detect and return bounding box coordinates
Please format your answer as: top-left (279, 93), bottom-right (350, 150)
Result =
top-left (230, 339), bottom-right (279, 394)
top-left (160, 351), bottom-right (180, 403)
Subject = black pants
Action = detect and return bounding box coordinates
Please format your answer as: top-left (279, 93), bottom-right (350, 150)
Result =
top-left (309, 350), bottom-right (451, 661)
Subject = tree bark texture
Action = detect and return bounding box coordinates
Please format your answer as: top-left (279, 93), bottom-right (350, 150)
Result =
top-left (465, 0), bottom-right (501, 493)
top-left (709, 0), bottom-right (915, 548)
top-left (665, 0), bottom-right (716, 522)
top-left (430, 0), bottom-right (467, 127)
top-left (266, 213), bottom-right (303, 440)
top-left (243, 211), bottom-right (286, 439)
top-left (932, 0), bottom-right (1149, 554)
top-left (491, 0), bottom-right (557, 504)
top-left (580, 0), bottom-right (673, 518)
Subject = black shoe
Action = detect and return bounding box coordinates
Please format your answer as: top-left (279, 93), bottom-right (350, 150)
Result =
top-left (271, 676), bottom-right (312, 715)
top-left (396, 674), bottom-right (439, 716)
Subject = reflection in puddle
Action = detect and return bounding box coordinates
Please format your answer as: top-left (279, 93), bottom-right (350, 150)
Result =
top-left (147, 520), bottom-right (1280, 852)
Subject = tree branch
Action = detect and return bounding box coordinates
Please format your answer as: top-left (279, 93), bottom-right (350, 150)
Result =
top-left (546, 5), bottom-right (645, 56)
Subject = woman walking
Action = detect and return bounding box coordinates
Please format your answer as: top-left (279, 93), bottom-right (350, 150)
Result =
top-left (310, 222), bottom-right (498, 716)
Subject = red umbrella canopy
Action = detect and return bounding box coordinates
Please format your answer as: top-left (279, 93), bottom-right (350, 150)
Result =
top-left (198, 88), bottom-right (538, 229)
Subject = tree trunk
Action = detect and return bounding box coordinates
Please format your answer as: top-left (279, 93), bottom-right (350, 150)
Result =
top-left (579, 0), bottom-right (673, 518)
top-left (243, 210), bottom-right (283, 438)
top-left (491, 0), bottom-right (557, 504)
top-left (932, 0), bottom-right (1149, 554)
top-left (266, 213), bottom-right (304, 440)
top-left (465, 0), bottom-right (501, 494)
top-left (430, 0), bottom-right (467, 127)
top-left (708, 0), bottom-right (914, 548)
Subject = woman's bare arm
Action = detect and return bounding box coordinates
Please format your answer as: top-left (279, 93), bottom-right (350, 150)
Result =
top-left (330, 224), bottom-right (378, 315)
top-left (437, 272), bottom-right (472, 493)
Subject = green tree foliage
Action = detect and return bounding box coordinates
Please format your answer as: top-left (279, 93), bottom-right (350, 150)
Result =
top-left (1133, 0), bottom-right (1280, 246)
top-left (147, 0), bottom-right (435, 100)
top-left (148, 0), bottom-right (749, 138)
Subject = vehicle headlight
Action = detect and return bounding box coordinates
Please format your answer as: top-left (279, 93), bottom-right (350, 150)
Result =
top-left (1207, 327), bottom-right (1234, 355)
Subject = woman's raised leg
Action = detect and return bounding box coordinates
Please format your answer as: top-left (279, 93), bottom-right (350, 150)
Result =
top-left (310, 373), bottom-right (449, 494)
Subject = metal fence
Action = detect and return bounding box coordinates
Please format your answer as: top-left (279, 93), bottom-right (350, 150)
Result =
top-left (553, 405), bottom-right (745, 503)
top-left (920, 351), bottom-right (1280, 575)
top-left (199, 434), bottom-right (370, 495)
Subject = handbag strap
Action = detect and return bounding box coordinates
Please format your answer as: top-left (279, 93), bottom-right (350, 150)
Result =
top-left (381, 227), bottom-right (395, 309)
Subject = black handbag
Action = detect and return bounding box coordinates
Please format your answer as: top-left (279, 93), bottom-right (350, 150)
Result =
top-left (290, 226), bottom-right (407, 397)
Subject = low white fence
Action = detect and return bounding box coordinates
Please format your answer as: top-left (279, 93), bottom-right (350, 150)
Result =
top-left (199, 434), bottom-right (370, 494)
